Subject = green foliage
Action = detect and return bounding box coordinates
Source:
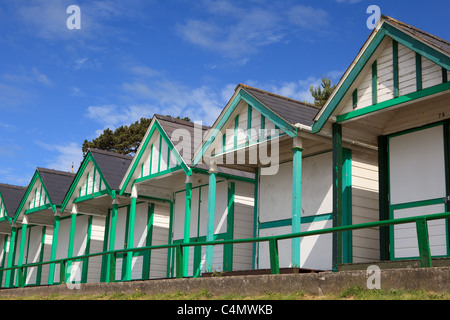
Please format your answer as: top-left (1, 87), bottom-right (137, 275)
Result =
top-left (309, 75), bottom-right (337, 107)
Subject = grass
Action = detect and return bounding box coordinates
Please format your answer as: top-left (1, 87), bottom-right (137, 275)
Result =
top-left (1, 286), bottom-right (450, 300)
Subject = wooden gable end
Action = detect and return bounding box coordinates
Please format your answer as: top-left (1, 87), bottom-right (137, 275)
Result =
top-left (337, 36), bottom-right (449, 120)
top-left (208, 98), bottom-right (282, 158)
top-left (127, 120), bottom-right (189, 189)
top-left (25, 174), bottom-right (51, 212)
top-left (137, 127), bottom-right (180, 179)
top-left (77, 161), bottom-right (107, 198)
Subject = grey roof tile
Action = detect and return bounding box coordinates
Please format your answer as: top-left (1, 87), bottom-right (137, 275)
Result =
top-left (37, 168), bottom-right (76, 206)
top-left (0, 184), bottom-right (26, 218)
top-left (240, 85), bottom-right (320, 127)
top-left (89, 148), bottom-right (133, 190)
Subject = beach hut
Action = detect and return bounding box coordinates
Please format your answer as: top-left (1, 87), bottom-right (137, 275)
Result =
top-left (312, 15), bottom-right (450, 265)
top-left (6, 168), bottom-right (75, 287)
top-left (0, 184), bottom-right (26, 287)
top-left (192, 84), bottom-right (349, 271)
top-left (59, 148), bottom-right (132, 284)
top-left (118, 114), bottom-right (255, 278)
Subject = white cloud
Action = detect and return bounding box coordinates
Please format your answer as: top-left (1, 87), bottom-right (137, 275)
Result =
top-left (335, 0), bottom-right (363, 3)
top-left (176, 1), bottom-right (333, 59)
top-left (287, 5), bottom-right (330, 29)
top-left (86, 104), bottom-right (156, 130)
top-left (244, 71), bottom-right (343, 104)
top-left (35, 140), bottom-right (83, 173)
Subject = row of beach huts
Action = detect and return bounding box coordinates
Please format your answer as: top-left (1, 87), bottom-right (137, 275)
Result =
top-left (0, 15), bottom-right (449, 288)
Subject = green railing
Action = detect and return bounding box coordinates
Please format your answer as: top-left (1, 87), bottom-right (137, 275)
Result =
top-left (1, 211), bottom-right (449, 288)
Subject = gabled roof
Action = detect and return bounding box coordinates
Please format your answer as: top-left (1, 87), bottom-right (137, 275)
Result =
top-left (241, 85), bottom-right (319, 127)
top-left (155, 114), bottom-right (210, 165)
top-left (192, 83), bottom-right (319, 166)
top-left (90, 148), bottom-right (133, 190)
top-left (38, 168), bottom-right (76, 206)
top-left (312, 15), bottom-right (450, 133)
top-left (13, 168), bottom-right (75, 223)
top-left (383, 16), bottom-right (450, 55)
top-left (61, 148), bottom-right (133, 212)
top-left (119, 114), bottom-right (211, 195)
top-left (0, 184), bottom-right (26, 219)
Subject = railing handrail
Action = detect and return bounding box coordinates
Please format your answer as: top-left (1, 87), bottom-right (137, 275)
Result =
top-left (2, 211), bottom-right (449, 287)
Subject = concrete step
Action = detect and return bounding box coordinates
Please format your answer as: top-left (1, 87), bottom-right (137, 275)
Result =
top-left (338, 257), bottom-right (450, 271)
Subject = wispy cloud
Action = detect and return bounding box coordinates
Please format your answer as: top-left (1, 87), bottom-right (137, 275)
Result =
top-left (176, 0), bottom-right (334, 59)
top-left (35, 140), bottom-right (83, 172)
top-left (86, 104), bottom-right (156, 131)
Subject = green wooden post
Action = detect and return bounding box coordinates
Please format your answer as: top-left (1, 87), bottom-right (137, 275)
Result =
top-left (66, 209), bottom-right (78, 283)
top-left (48, 212), bottom-right (60, 285)
top-left (107, 199), bottom-right (119, 283)
top-left (332, 123), bottom-right (343, 270)
top-left (60, 261), bottom-right (66, 285)
top-left (16, 223), bottom-right (28, 287)
top-left (269, 238), bottom-right (280, 275)
top-left (416, 218), bottom-right (432, 268)
top-left (4, 226), bottom-right (17, 288)
top-left (292, 136), bottom-right (303, 268)
top-left (125, 188), bottom-right (137, 281)
top-left (176, 244), bottom-right (183, 278)
top-left (206, 165), bottom-right (217, 272)
top-left (109, 253), bottom-right (116, 283)
top-left (18, 267), bottom-right (25, 288)
top-left (183, 176), bottom-right (192, 277)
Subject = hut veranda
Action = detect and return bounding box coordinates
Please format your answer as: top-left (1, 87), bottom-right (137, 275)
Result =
top-left (0, 15), bottom-right (448, 288)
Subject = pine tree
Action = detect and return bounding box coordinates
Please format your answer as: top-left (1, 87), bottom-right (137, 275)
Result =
top-left (82, 116), bottom-right (191, 156)
top-left (309, 75), bottom-right (336, 107)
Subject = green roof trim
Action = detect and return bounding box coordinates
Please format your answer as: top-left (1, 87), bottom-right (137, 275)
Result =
top-left (312, 20), bottom-right (450, 134)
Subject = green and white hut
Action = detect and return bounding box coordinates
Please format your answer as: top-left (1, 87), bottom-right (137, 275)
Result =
top-left (118, 114), bottom-right (255, 278)
top-left (0, 184), bottom-right (26, 287)
top-left (59, 148), bottom-right (132, 284)
top-left (312, 15), bottom-right (450, 266)
top-left (192, 84), bottom-right (348, 272)
top-left (7, 168), bottom-right (75, 287)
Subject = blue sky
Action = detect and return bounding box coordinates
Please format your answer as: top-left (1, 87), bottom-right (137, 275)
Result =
top-left (0, 0), bottom-right (448, 186)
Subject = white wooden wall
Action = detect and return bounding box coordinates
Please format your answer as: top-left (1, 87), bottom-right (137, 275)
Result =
top-left (351, 149), bottom-right (380, 263)
top-left (53, 218), bottom-right (71, 283)
top-left (0, 235), bottom-right (9, 287)
top-left (172, 179), bottom-right (254, 275)
top-left (149, 202), bottom-right (170, 279)
top-left (258, 152), bottom-right (334, 270)
top-left (232, 182), bottom-right (254, 271)
top-left (389, 125), bottom-right (447, 258)
top-left (86, 217), bottom-right (106, 283)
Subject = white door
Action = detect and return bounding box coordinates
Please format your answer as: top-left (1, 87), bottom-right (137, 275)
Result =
top-left (388, 124), bottom-right (448, 259)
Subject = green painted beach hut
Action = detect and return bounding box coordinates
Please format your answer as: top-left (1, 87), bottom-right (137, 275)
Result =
top-left (312, 15), bottom-right (450, 266)
top-left (0, 184), bottom-right (26, 287)
top-left (6, 168), bottom-right (75, 287)
top-left (58, 148), bottom-right (132, 284)
top-left (118, 114), bottom-right (255, 278)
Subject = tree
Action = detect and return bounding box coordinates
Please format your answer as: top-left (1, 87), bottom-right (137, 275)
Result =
top-left (82, 117), bottom-right (152, 156)
top-left (309, 75), bottom-right (336, 107)
top-left (82, 115), bottom-right (192, 156)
